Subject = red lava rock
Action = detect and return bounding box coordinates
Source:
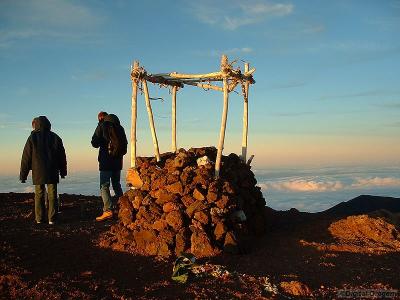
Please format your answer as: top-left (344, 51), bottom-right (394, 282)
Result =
top-left (166, 182), bottom-right (183, 195)
top-left (181, 195), bottom-right (195, 208)
top-left (216, 195), bottom-right (230, 209)
top-left (193, 187), bottom-right (206, 201)
top-left (214, 222), bottom-right (227, 241)
top-left (206, 190), bottom-right (218, 203)
top-left (280, 281), bottom-right (312, 296)
top-left (190, 230), bottom-right (216, 257)
top-left (162, 201), bottom-right (180, 213)
top-left (194, 211), bottom-right (209, 225)
top-left (154, 190), bottom-right (177, 205)
top-left (109, 147), bottom-right (267, 257)
top-left (152, 219), bottom-right (168, 231)
top-left (166, 211), bottom-right (184, 231)
top-left (224, 231), bottom-right (239, 254)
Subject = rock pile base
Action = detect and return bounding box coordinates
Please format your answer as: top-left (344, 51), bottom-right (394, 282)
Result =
top-left (110, 147), bottom-right (266, 257)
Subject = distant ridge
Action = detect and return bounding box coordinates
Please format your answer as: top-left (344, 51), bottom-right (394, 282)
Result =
top-left (322, 195), bottom-right (400, 216)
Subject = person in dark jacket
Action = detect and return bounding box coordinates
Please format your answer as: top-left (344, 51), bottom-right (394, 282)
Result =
top-left (20, 116), bottom-right (67, 224)
top-left (91, 113), bottom-right (127, 221)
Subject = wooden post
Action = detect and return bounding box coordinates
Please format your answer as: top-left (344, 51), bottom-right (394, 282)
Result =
top-left (241, 63), bottom-right (249, 162)
top-left (142, 79), bottom-right (161, 162)
top-left (130, 61), bottom-right (139, 168)
top-left (215, 55), bottom-right (229, 178)
top-left (172, 86), bottom-right (177, 152)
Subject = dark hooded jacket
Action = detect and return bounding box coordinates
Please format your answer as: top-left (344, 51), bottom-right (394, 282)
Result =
top-left (91, 114), bottom-right (127, 171)
top-left (20, 116), bottom-right (67, 185)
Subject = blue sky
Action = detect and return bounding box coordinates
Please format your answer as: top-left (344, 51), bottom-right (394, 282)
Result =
top-left (1, 0), bottom-right (399, 174)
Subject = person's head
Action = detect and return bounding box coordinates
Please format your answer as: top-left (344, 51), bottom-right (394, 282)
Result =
top-left (32, 116), bottom-right (51, 131)
top-left (98, 111), bottom-right (108, 122)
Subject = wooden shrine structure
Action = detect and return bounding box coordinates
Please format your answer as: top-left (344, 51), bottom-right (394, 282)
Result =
top-left (129, 55), bottom-right (255, 179)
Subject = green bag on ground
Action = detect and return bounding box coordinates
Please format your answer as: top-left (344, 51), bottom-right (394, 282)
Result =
top-left (171, 253), bottom-right (196, 283)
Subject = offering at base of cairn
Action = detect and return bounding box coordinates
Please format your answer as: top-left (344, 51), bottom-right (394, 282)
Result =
top-left (111, 147), bottom-right (266, 257)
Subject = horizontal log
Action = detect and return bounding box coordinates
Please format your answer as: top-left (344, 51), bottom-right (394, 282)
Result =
top-left (169, 71), bottom-right (223, 79)
top-left (185, 82), bottom-right (223, 91)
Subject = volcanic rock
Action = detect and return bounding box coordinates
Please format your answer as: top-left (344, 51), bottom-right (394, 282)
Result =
top-left (110, 147), bottom-right (267, 257)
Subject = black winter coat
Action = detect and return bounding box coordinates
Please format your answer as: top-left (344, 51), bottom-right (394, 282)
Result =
top-left (20, 116), bottom-right (67, 185)
top-left (91, 114), bottom-right (127, 171)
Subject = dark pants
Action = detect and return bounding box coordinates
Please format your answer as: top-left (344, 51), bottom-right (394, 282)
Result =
top-left (100, 170), bottom-right (123, 212)
top-left (35, 184), bottom-right (57, 223)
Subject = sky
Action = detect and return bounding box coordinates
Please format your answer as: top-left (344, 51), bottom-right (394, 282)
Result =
top-left (1, 0), bottom-right (400, 175)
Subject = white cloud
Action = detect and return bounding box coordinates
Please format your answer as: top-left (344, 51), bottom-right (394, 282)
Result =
top-left (0, 0), bottom-right (104, 48)
top-left (260, 175), bottom-right (400, 193)
top-left (71, 70), bottom-right (107, 81)
top-left (189, 1), bottom-right (293, 30)
top-left (351, 177), bottom-right (400, 188)
top-left (268, 180), bottom-right (344, 192)
top-left (197, 47), bottom-right (253, 57)
top-left (239, 2), bottom-right (293, 16)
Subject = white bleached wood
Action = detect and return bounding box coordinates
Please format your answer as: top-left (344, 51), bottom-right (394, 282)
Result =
top-left (185, 82), bottom-right (223, 91)
top-left (130, 61), bottom-right (139, 168)
top-left (241, 63), bottom-right (249, 162)
top-left (172, 86), bottom-right (177, 152)
top-left (215, 55), bottom-right (229, 178)
top-left (168, 71), bottom-right (222, 79)
top-left (142, 79), bottom-right (161, 162)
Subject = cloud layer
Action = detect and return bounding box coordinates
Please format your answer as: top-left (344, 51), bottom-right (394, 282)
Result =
top-left (0, 0), bottom-right (104, 48)
top-left (260, 176), bottom-right (400, 193)
top-left (190, 0), bottom-right (293, 30)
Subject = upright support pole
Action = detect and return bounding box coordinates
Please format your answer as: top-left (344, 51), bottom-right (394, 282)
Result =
top-left (241, 63), bottom-right (249, 163)
top-left (215, 55), bottom-right (229, 178)
top-left (172, 86), bottom-right (177, 152)
top-left (142, 79), bottom-right (161, 162)
top-left (130, 61), bottom-right (139, 168)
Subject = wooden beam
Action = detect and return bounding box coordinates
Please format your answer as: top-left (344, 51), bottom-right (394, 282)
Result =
top-left (172, 86), bottom-right (177, 152)
top-left (244, 68), bottom-right (256, 76)
top-left (215, 55), bottom-right (229, 178)
top-left (142, 79), bottom-right (161, 162)
top-left (185, 81), bottom-right (223, 91)
top-left (130, 61), bottom-right (139, 168)
top-left (241, 63), bottom-right (249, 163)
top-left (169, 71), bottom-right (223, 80)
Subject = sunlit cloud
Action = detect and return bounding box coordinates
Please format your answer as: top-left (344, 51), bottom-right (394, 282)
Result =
top-left (351, 177), bottom-right (400, 188)
top-left (264, 179), bottom-right (343, 192)
top-left (259, 176), bottom-right (400, 193)
top-left (189, 0), bottom-right (293, 30)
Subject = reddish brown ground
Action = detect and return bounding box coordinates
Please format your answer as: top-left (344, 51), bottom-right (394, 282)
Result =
top-left (1, 193), bottom-right (399, 299)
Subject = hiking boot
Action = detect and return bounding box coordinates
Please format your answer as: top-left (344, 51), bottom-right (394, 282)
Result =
top-left (96, 211), bottom-right (113, 221)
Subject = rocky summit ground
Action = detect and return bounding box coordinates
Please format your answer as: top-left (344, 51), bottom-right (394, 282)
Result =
top-left (1, 193), bottom-right (400, 299)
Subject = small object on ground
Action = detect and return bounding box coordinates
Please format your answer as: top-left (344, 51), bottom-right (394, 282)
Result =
top-left (171, 253), bottom-right (196, 283)
top-left (96, 211), bottom-right (113, 222)
top-left (196, 156), bottom-right (211, 167)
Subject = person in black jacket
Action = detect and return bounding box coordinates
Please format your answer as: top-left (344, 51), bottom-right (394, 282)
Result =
top-left (91, 113), bottom-right (127, 221)
top-left (20, 116), bottom-right (67, 224)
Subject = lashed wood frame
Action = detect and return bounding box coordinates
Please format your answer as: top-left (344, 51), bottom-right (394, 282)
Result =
top-left (129, 55), bottom-right (255, 178)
